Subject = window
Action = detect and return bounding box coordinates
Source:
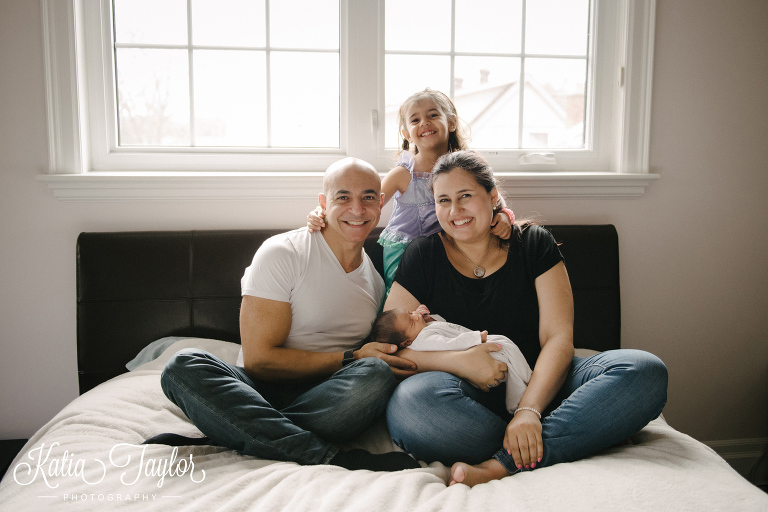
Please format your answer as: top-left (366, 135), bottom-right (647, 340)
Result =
top-left (112, 0), bottom-right (340, 149)
top-left (40, 0), bottom-right (659, 200)
top-left (384, 0), bottom-right (591, 152)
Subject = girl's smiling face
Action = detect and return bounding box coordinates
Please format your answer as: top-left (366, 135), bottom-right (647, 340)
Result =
top-left (400, 99), bottom-right (455, 153)
top-left (432, 167), bottom-right (499, 243)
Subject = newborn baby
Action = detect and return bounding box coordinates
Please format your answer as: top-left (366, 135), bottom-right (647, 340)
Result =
top-left (370, 305), bottom-right (532, 413)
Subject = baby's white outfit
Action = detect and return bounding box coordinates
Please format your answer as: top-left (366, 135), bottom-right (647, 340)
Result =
top-left (410, 315), bottom-right (532, 413)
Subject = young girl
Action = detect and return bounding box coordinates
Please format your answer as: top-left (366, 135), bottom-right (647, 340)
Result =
top-left (307, 88), bottom-right (515, 292)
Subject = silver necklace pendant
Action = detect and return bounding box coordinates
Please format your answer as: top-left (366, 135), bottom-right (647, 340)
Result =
top-left (473, 266), bottom-right (486, 278)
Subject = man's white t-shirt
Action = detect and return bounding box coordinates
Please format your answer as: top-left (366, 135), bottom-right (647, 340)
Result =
top-left (236, 228), bottom-right (385, 366)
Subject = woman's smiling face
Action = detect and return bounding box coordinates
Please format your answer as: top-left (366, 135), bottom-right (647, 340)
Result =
top-left (432, 167), bottom-right (498, 243)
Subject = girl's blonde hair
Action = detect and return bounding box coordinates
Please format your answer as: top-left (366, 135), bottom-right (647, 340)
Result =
top-left (398, 88), bottom-right (469, 155)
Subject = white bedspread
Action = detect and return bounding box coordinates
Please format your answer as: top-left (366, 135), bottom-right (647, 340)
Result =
top-left (2, 339), bottom-right (767, 511)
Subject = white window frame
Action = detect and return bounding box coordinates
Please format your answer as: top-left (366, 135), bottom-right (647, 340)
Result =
top-left (39, 0), bottom-right (659, 201)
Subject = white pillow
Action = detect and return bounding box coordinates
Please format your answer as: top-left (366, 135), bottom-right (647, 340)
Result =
top-left (130, 338), bottom-right (242, 372)
top-left (126, 336), bottom-right (186, 370)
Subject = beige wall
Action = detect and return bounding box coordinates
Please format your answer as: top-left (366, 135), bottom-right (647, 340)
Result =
top-left (1, 0), bottom-right (767, 450)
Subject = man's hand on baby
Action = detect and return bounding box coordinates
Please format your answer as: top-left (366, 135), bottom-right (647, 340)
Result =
top-left (306, 206), bottom-right (325, 233)
top-left (357, 342), bottom-right (417, 372)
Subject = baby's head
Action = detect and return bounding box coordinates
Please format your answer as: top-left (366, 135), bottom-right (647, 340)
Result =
top-left (370, 308), bottom-right (429, 348)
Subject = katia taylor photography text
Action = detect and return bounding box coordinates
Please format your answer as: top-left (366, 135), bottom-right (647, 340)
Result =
top-left (13, 442), bottom-right (206, 489)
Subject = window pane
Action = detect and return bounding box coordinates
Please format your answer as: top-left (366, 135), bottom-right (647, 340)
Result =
top-left (191, 0), bottom-right (265, 47)
top-left (385, 55), bottom-right (451, 148)
top-left (385, 0), bottom-right (452, 52)
top-left (525, 0), bottom-right (589, 56)
top-left (455, 0), bottom-right (522, 54)
top-left (270, 0), bottom-right (339, 49)
top-left (193, 50), bottom-right (267, 146)
top-left (384, 0), bottom-right (591, 152)
top-left (454, 57), bottom-right (521, 149)
top-left (116, 49), bottom-right (190, 146)
top-left (523, 58), bottom-right (587, 148)
top-left (113, 0), bottom-right (187, 45)
top-left (270, 52), bottom-right (339, 148)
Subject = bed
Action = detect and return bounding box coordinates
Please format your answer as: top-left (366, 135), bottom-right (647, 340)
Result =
top-left (1, 225), bottom-right (766, 511)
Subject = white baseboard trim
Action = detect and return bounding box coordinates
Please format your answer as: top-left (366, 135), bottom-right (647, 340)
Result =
top-left (704, 437), bottom-right (768, 484)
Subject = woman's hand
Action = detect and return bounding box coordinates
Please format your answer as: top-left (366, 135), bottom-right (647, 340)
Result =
top-left (503, 410), bottom-right (543, 470)
top-left (490, 211), bottom-right (512, 240)
top-left (454, 343), bottom-right (508, 391)
top-left (307, 206), bottom-right (325, 233)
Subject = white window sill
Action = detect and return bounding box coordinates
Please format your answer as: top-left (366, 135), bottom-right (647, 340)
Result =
top-left (38, 172), bottom-right (659, 201)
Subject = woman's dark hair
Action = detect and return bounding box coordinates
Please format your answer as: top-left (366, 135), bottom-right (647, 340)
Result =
top-left (369, 309), bottom-right (409, 347)
top-left (431, 151), bottom-right (498, 197)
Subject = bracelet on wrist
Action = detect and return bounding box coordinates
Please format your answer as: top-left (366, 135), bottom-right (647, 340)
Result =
top-left (514, 406), bottom-right (541, 419)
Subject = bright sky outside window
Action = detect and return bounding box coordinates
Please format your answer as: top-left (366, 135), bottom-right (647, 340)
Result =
top-left (112, 0), bottom-right (589, 152)
top-left (384, 0), bottom-right (590, 151)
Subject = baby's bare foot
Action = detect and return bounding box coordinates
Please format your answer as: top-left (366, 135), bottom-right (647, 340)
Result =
top-left (448, 459), bottom-right (509, 488)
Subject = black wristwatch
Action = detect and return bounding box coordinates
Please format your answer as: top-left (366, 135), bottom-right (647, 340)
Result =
top-left (342, 350), bottom-right (355, 367)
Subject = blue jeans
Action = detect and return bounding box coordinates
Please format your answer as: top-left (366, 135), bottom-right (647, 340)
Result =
top-left (161, 350), bottom-right (397, 465)
top-left (386, 349), bottom-right (668, 474)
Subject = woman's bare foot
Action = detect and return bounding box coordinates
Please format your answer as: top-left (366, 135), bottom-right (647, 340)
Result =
top-left (448, 459), bottom-right (510, 488)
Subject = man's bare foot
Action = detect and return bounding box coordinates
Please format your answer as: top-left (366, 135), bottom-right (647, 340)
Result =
top-left (448, 459), bottom-right (510, 488)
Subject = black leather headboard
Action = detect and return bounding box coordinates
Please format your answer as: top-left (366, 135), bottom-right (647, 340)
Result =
top-left (76, 225), bottom-right (619, 394)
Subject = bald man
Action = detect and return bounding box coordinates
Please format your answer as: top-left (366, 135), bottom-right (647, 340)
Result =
top-left (158, 158), bottom-right (419, 471)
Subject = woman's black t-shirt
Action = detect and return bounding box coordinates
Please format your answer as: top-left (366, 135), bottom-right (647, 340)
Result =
top-left (393, 225), bottom-right (564, 367)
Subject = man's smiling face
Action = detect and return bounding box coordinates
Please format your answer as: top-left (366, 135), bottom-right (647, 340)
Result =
top-left (320, 158), bottom-right (383, 245)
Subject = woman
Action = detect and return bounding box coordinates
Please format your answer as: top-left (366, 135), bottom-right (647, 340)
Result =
top-left (384, 151), bottom-right (668, 487)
